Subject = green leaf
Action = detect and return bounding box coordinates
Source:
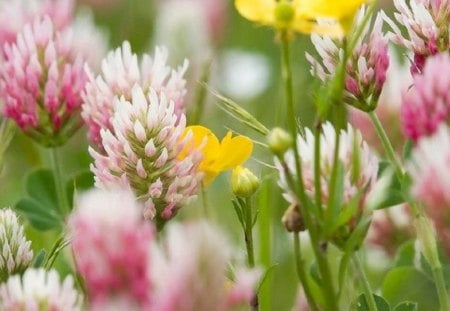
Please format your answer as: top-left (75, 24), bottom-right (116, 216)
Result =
top-left (394, 301), bottom-right (418, 311)
top-left (328, 191), bottom-right (362, 236)
top-left (342, 216), bottom-right (371, 252)
top-left (366, 166), bottom-right (405, 210)
top-left (232, 200), bottom-right (245, 227)
top-left (382, 267), bottom-right (439, 311)
top-left (32, 249), bottom-right (46, 268)
top-left (394, 241), bottom-right (415, 267)
top-left (26, 169), bottom-right (58, 211)
top-left (356, 294), bottom-right (391, 311)
top-left (66, 171), bottom-right (95, 209)
top-left (15, 198), bottom-right (62, 231)
top-left (402, 140), bottom-right (414, 161)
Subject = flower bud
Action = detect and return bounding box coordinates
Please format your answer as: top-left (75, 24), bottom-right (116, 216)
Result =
top-left (267, 127), bottom-right (292, 156)
top-left (275, 1), bottom-right (295, 27)
top-left (0, 208), bottom-right (33, 282)
top-left (282, 204), bottom-right (305, 233)
top-left (231, 166), bottom-right (260, 198)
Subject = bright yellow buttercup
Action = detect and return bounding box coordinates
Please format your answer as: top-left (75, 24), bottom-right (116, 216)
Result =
top-left (235, 0), bottom-right (369, 37)
top-left (180, 126), bottom-right (253, 185)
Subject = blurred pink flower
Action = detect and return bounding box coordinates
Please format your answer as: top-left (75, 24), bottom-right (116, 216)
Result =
top-left (151, 221), bottom-right (260, 311)
top-left (68, 188), bottom-right (153, 309)
top-left (82, 41), bottom-right (188, 149)
top-left (307, 9), bottom-right (389, 111)
top-left (0, 0), bottom-right (74, 46)
top-left (0, 16), bottom-right (87, 146)
top-left (401, 53), bottom-right (450, 142)
top-left (89, 86), bottom-right (202, 227)
top-left (383, 0), bottom-right (449, 73)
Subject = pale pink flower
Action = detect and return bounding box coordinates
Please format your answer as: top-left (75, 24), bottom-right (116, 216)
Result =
top-left (0, 0), bottom-right (73, 46)
top-left (383, 0), bottom-right (450, 73)
top-left (0, 268), bottom-right (82, 311)
top-left (276, 122), bottom-right (379, 208)
top-left (89, 85), bottom-right (202, 227)
top-left (82, 41), bottom-right (188, 149)
top-left (0, 16), bottom-right (87, 147)
top-left (349, 52), bottom-right (411, 153)
top-left (409, 125), bottom-right (450, 257)
top-left (0, 208), bottom-right (33, 281)
top-left (151, 221), bottom-right (260, 311)
top-left (401, 53), bottom-right (450, 142)
top-left (307, 9), bottom-right (389, 111)
top-left (68, 188), bottom-right (153, 309)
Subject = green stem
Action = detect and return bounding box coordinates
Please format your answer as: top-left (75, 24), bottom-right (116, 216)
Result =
top-left (294, 232), bottom-right (319, 311)
top-left (49, 148), bottom-right (69, 216)
top-left (433, 266), bottom-right (450, 311)
top-left (280, 32), bottom-right (338, 311)
top-left (353, 254), bottom-right (377, 311)
top-left (244, 197), bottom-right (255, 267)
top-left (368, 112), bottom-right (403, 180)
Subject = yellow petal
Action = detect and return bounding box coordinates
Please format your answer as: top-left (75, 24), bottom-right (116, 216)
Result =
top-left (178, 126), bottom-right (220, 162)
top-left (235, 0), bottom-right (276, 24)
top-left (217, 133), bottom-right (253, 171)
top-left (291, 17), bottom-right (344, 37)
top-left (296, 0), bottom-right (368, 20)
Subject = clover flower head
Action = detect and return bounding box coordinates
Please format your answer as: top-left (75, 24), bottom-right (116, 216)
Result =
top-left (275, 122), bottom-right (378, 209)
top-left (89, 86), bottom-right (202, 226)
top-left (0, 16), bottom-right (87, 147)
top-left (0, 208), bottom-right (33, 282)
top-left (82, 41), bottom-right (188, 149)
top-left (384, 0), bottom-right (450, 73)
top-left (68, 188), bottom-right (153, 308)
top-left (0, 0), bottom-right (74, 46)
top-left (401, 53), bottom-right (450, 142)
top-left (0, 268), bottom-right (82, 311)
top-left (307, 9), bottom-right (389, 111)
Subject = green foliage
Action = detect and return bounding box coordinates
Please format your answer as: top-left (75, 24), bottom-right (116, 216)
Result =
top-left (356, 294), bottom-right (390, 311)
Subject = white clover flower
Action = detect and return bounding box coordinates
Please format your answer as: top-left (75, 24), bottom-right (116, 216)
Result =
top-left (0, 208), bottom-right (33, 281)
top-left (0, 268), bottom-right (82, 311)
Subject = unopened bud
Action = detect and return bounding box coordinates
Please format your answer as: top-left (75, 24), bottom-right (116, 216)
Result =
top-left (267, 127), bottom-right (292, 156)
top-left (282, 204), bottom-right (305, 232)
top-left (275, 1), bottom-right (295, 27)
top-left (231, 166), bottom-right (260, 198)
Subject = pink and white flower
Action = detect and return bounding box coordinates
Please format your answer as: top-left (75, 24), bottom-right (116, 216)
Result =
top-left (0, 268), bottom-right (82, 311)
top-left (82, 41), bottom-right (188, 149)
top-left (68, 188), bottom-right (153, 309)
top-left (401, 53), bottom-right (450, 142)
top-left (89, 85), bottom-right (202, 226)
top-left (0, 16), bottom-right (87, 146)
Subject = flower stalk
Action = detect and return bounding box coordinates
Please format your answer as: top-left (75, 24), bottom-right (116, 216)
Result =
top-left (353, 253), bottom-right (377, 311)
top-left (49, 148), bottom-right (69, 216)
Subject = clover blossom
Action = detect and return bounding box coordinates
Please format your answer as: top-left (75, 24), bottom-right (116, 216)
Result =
top-left (82, 41), bottom-right (188, 149)
top-left (275, 123), bottom-right (378, 244)
top-left (401, 53), bottom-right (450, 142)
top-left (384, 0), bottom-right (450, 73)
top-left (68, 189), bottom-right (153, 309)
top-left (0, 208), bottom-right (33, 282)
top-left (307, 9), bottom-right (389, 111)
top-left (0, 16), bottom-right (87, 147)
top-left (90, 86), bottom-right (202, 225)
top-left (0, 268), bottom-right (82, 311)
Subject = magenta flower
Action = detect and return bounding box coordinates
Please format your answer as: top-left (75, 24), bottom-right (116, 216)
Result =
top-left (307, 9), bottom-right (389, 111)
top-left (0, 16), bottom-right (87, 146)
top-left (384, 0), bottom-right (450, 73)
top-left (401, 53), bottom-right (450, 142)
top-left (68, 189), bottom-right (153, 309)
top-left (82, 41), bottom-right (188, 149)
top-left (89, 85), bottom-right (202, 227)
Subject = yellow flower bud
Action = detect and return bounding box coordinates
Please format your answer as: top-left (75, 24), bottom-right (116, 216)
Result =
top-left (267, 127), bottom-right (292, 156)
top-left (231, 166), bottom-right (260, 198)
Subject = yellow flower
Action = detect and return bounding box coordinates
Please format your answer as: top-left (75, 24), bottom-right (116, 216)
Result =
top-left (180, 126), bottom-right (253, 185)
top-left (235, 0), bottom-right (368, 37)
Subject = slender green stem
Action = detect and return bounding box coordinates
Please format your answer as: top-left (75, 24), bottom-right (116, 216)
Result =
top-left (294, 232), bottom-right (319, 311)
top-left (433, 266), bottom-right (450, 311)
top-left (325, 121), bottom-right (341, 224)
top-left (244, 197), bottom-right (255, 267)
top-left (280, 32), bottom-right (338, 311)
top-left (368, 112), bottom-right (403, 180)
top-left (353, 254), bottom-right (377, 311)
top-left (49, 148), bottom-right (69, 216)
top-left (201, 183), bottom-right (210, 218)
